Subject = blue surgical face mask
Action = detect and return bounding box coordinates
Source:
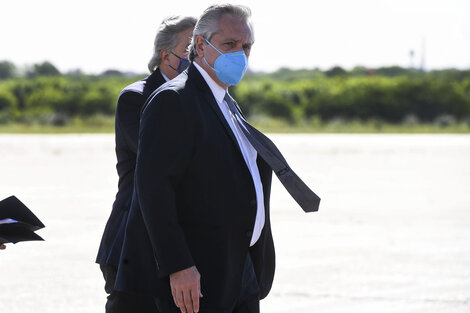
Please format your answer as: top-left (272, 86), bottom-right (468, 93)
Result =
top-left (170, 50), bottom-right (190, 73)
top-left (203, 39), bottom-right (248, 86)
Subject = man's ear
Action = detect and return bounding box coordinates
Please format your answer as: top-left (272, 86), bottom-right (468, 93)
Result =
top-left (195, 35), bottom-right (206, 58)
top-left (160, 50), bottom-right (170, 64)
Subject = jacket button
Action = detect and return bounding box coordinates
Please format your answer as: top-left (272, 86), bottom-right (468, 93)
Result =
top-left (246, 230), bottom-right (253, 238)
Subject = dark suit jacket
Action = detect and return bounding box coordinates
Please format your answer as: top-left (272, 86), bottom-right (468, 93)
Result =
top-left (96, 69), bottom-right (166, 266)
top-left (115, 63), bottom-right (275, 312)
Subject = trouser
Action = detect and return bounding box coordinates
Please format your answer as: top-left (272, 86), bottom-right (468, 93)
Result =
top-left (102, 253), bottom-right (259, 313)
top-left (231, 253), bottom-right (260, 313)
top-left (100, 264), bottom-right (160, 313)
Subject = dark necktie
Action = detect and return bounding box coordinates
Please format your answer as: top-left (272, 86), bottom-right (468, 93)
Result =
top-left (224, 93), bottom-right (320, 213)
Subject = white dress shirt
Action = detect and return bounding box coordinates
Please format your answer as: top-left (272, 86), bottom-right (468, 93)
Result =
top-left (193, 62), bottom-right (265, 246)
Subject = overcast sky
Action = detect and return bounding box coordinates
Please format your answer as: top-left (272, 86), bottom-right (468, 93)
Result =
top-left (1, 0), bottom-right (469, 74)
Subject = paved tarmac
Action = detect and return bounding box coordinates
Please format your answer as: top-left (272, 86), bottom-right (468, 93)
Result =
top-left (0, 134), bottom-right (469, 313)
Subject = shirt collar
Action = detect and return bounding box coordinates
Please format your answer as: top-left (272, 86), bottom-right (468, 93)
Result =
top-left (193, 61), bottom-right (227, 104)
top-left (160, 70), bottom-right (170, 82)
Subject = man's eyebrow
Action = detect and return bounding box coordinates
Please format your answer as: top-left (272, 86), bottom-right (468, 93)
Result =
top-left (222, 38), bottom-right (241, 43)
top-left (222, 38), bottom-right (254, 46)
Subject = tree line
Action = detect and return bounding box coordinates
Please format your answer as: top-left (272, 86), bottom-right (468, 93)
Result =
top-left (1, 60), bottom-right (469, 127)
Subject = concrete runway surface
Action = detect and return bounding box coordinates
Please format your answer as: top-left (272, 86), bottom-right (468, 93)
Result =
top-left (0, 134), bottom-right (469, 313)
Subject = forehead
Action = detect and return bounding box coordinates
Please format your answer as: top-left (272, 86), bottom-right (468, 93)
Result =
top-left (214, 13), bottom-right (253, 43)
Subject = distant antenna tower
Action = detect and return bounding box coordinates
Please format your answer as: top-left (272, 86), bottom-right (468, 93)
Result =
top-left (409, 49), bottom-right (415, 69)
top-left (420, 37), bottom-right (426, 72)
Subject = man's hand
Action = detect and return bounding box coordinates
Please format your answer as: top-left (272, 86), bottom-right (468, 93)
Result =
top-left (0, 244), bottom-right (6, 250)
top-left (169, 265), bottom-right (203, 313)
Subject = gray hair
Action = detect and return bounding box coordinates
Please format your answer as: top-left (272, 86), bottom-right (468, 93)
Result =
top-left (188, 4), bottom-right (253, 61)
top-left (148, 15), bottom-right (197, 73)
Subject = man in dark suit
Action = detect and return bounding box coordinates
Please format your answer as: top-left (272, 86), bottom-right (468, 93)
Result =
top-left (96, 15), bottom-right (196, 313)
top-left (116, 4), bottom-right (276, 313)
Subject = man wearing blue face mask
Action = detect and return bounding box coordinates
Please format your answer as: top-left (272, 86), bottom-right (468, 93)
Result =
top-left (96, 15), bottom-right (196, 313)
top-left (116, 5), bottom-right (268, 313)
top-left (115, 3), bottom-right (319, 313)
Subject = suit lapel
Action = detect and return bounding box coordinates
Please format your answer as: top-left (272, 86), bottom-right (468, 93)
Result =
top-left (204, 92), bottom-right (243, 154)
top-left (188, 64), bottom-right (243, 156)
top-left (143, 69), bottom-right (166, 99)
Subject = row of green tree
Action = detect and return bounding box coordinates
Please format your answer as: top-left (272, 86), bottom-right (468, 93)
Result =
top-left (0, 60), bottom-right (469, 126)
top-left (0, 75), bottom-right (129, 125)
top-left (234, 75), bottom-right (470, 124)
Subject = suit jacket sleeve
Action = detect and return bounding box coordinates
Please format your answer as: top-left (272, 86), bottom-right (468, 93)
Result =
top-left (116, 92), bottom-right (145, 154)
top-left (135, 89), bottom-right (195, 277)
